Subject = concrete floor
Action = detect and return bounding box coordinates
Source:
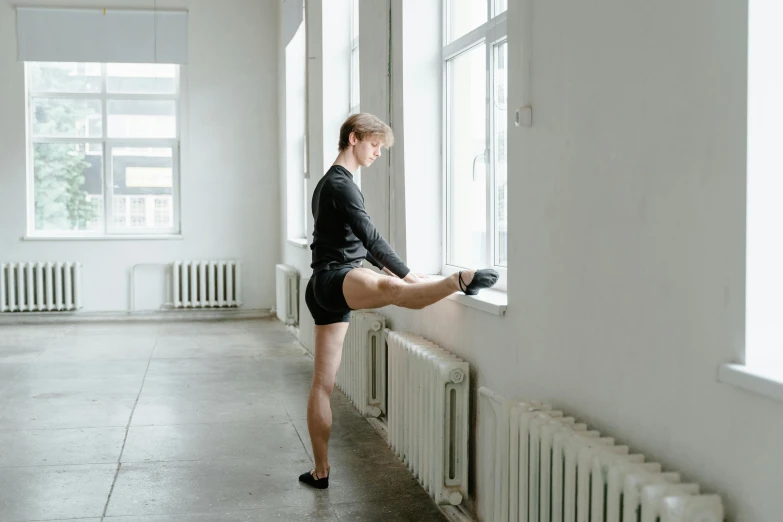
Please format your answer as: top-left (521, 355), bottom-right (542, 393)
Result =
top-left (0, 318), bottom-right (448, 522)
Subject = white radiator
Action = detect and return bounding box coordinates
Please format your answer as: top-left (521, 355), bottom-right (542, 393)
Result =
top-left (336, 311), bottom-right (386, 417)
top-left (478, 387), bottom-right (725, 522)
top-left (171, 260), bottom-right (242, 309)
top-left (0, 262), bottom-right (82, 312)
top-left (275, 264), bottom-right (299, 325)
top-left (387, 331), bottom-right (469, 507)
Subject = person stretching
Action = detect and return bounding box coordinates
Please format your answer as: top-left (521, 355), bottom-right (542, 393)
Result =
top-left (299, 113), bottom-right (498, 489)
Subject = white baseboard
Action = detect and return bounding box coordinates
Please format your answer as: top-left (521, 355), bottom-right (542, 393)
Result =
top-left (440, 505), bottom-right (476, 522)
top-left (367, 417), bottom-right (389, 440)
top-left (0, 308), bottom-right (273, 325)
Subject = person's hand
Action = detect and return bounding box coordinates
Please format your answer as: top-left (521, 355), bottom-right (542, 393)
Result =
top-left (403, 272), bottom-right (430, 284)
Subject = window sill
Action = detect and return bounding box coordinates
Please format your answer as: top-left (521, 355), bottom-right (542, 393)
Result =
top-left (425, 275), bottom-right (507, 316)
top-left (22, 235), bottom-right (184, 241)
top-left (446, 287), bottom-right (507, 316)
top-left (287, 237), bottom-right (309, 249)
top-left (718, 363), bottom-right (783, 404)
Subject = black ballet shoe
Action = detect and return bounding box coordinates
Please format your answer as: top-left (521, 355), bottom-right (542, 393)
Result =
top-left (298, 469), bottom-right (329, 489)
top-left (459, 269), bottom-right (499, 296)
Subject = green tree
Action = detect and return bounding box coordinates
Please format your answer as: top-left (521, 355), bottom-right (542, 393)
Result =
top-left (33, 142), bottom-right (92, 230)
top-left (31, 64), bottom-right (100, 231)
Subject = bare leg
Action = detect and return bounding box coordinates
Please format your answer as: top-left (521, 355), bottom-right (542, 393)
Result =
top-left (343, 269), bottom-right (476, 311)
top-left (307, 322), bottom-right (349, 478)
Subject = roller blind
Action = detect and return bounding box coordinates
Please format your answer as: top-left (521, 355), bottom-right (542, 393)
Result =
top-left (16, 7), bottom-right (188, 64)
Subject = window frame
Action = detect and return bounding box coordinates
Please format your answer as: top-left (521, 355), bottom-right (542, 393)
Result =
top-left (349, 0), bottom-right (361, 189)
top-left (349, 0), bottom-right (360, 116)
top-left (442, 2), bottom-right (508, 290)
top-left (24, 62), bottom-right (181, 238)
top-left (284, 3), bottom-right (308, 244)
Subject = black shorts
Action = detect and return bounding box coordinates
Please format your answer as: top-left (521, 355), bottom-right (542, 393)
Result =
top-left (305, 267), bottom-right (353, 325)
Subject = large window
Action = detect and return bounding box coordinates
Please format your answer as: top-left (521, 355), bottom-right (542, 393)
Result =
top-left (350, 0), bottom-right (361, 188)
top-left (26, 62), bottom-right (180, 236)
top-left (746, 0), bottom-right (783, 373)
top-left (444, 0), bottom-right (507, 287)
top-left (350, 0), bottom-right (360, 116)
top-left (286, 2), bottom-right (308, 243)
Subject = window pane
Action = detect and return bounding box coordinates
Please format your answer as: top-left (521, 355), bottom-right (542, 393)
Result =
top-left (448, 0), bottom-right (487, 43)
top-left (33, 143), bottom-right (103, 232)
top-left (31, 98), bottom-right (102, 138)
top-left (111, 147), bottom-right (174, 230)
top-left (352, 0), bottom-right (359, 40)
top-left (493, 42), bottom-right (508, 267)
top-left (494, 0), bottom-right (508, 15)
top-left (130, 197), bottom-right (146, 227)
top-left (286, 21), bottom-right (307, 240)
top-left (107, 63), bottom-right (177, 94)
top-left (108, 100), bottom-right (176, 138)
top-left (447, 44), bottom-right (487, 268)
top-left (154, 197), bottom-right (173, 227)
top-left (28, 63), bottom-right (101, 93)
top-left (351, 47), bottom-right (360, 110)
top-left (113, 196), bottom-right (128, 227)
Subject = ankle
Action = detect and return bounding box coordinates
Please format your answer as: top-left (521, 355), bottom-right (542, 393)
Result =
top-left (456, 270), bottom-right (475, 291)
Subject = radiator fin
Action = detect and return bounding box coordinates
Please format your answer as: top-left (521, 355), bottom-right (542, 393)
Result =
top-left (336, 311), bottom-right (386, 417)
top-left (172, 260), bottom-right (242, 309)
top-left (275, 264), bottom-right (299, 325)
top-left (478, 387), bottom-right (725, 522)
top-left (387, 331), bottom-right (469, 506)
top-left (0, 262), bottom-right (82, 313)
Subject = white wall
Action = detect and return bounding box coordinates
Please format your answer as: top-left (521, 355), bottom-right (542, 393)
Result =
top-left (280, 0), bottom-right (354, 352)
top-left (390, 0), bottom-right (442, 274)
top-left (357, 0), bottom-right (391, 241)
top-left (0, 0), bottom-right (280, 313)
top-left (367, 1), bottom-right (781, 521)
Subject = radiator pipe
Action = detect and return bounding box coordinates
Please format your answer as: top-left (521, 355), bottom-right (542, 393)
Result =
top-left (130, 263), bottom-right (171, 312)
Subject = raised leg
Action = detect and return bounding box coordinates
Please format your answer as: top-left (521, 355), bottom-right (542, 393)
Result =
top-left (342, 268), bottom-right (476, 311)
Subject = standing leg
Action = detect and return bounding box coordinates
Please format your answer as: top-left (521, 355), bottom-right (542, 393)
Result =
top-left (304, 322), bottom-right (349, 484)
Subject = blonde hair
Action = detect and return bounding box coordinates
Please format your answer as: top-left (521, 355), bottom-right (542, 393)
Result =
top-left (338, 113), bottom-right (395, 151)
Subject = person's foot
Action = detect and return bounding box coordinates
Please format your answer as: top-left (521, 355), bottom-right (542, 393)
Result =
top-left (298, 469), bottom-right (329, 489)
top-left (458, 269), bottom-right (499, 295)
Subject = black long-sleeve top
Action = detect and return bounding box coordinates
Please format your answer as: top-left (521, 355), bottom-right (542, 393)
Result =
top-left (310, 165), bottom-right (410, 279)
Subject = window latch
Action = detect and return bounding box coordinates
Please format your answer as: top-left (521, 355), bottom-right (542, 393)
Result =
top-left (472, 149), bottom-right (489, 182)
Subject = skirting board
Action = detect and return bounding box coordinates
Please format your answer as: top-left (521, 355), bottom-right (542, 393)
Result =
top-left (0, 308), bottom-right (273, 325)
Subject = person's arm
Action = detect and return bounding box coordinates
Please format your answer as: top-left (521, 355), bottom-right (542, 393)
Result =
top-left (364, 251), bottom-right (384, 271)
top-left (366, 252), bottom-right (405, 278)
top-left (334, 179), bottom-right (410, 279)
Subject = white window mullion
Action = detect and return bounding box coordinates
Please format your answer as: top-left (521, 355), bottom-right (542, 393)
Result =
top-left (102, 64), bottom-right (112, 235)
top-left (145, 195), bottom-right (154, 226)
top-left (174, 66), bottom-right (181, 140)
top-left (28, 91), bottom-right (176, 101)
top-left (441, 53), bottom-right (449, 274)
top-left (25, 63), bottom-right (37, 236)
top-left (442, 21), bottom-right (491, 61)
top-left (485, 37), bottom-right (494, 270)
top-left (173, 141), bottom-right (181, 234)
top-left (105, 141), bottom-right (115, 234)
